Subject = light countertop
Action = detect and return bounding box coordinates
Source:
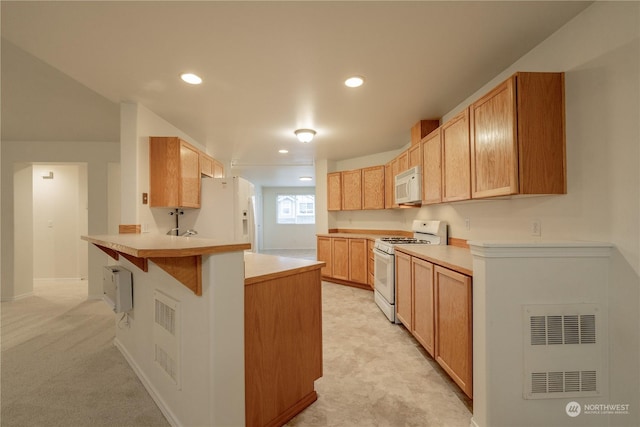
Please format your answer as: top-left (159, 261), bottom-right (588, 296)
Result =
top-left (394, 244), bottom-right (473, 276)
top-left (82, 234), bottom-right (251, 258)
top-left (244, 253), bottom-right (325, 285)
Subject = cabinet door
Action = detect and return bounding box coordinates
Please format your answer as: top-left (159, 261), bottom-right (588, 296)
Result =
top-left (317, 237), bottom-right (332, 277)
top-left (441, 108), bottom-right (471, 202)
top-left (384, 162), bottom-right (394, 209)
top-left (421, 128), bottom-right (442, 204)
top-left (397, 150), bottom-right (409, 173)
top-left (213, 159), bottom-right (224, 178)
top-left (362, 166), bottom-right (385, 210)
top-left (179, 141), bottom-right (201, 208)
top-left (470, 76), bottom-right (518, 198)
top-left (395, 251), bottom-right (412, 329)
top-left (412, 258), bottom-right (435, 356)
top-left (331, 238), bottom-right (349, 280)
top-left (348, 238), bottom-right (368, 284)
top-left (434, 266), bottom-right (472, 398)
top-left (199, 153), bottom-right (214, 177)
top-left (390, 158), bottom-right (400, 208)
top-left (408, 144), bottom-right (421, 169)
top-left (341, 169), bottom-right (363, 210)
top-left (367, 240), bottom-right (375, 289)
top-left (327, 172), bottom-right (342, 211)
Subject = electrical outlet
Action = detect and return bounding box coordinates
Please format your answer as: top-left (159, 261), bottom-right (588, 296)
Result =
top-left (465, 218), bottom-right (471, 231)
top-left (531, 220), bottom-right (541, 236)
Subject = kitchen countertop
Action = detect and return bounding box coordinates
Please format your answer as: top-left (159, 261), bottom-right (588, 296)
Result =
top-left (394, 244), bottom-right (473, 276)
top-left (81, 234), bottom-right (251, 258)
top-left (244, 253), bottom-right (325, 285)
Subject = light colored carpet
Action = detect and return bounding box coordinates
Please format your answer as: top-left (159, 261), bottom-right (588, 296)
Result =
top-left (1, 279), bottom-right (472, 427)
top-left (1, 280), bottom-right (169, 427)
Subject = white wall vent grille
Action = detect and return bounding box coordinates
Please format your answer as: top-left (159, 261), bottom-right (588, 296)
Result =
top-left (523, 304), bottom-right (606, 400)
top-left (153, 290), bottom-right (181, 389)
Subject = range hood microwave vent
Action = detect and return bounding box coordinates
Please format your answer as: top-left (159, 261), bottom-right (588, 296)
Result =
top-left (395, 166), bottom-right (422, 205)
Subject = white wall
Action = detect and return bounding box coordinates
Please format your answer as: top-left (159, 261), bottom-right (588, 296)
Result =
top-left (1, 141), bottom-right (120, 300)
top-left (262, 186), bottom-right (317, 250)
top-left (32, 164), bottom-right (88, 280)
top-left (12, 164), bottom-right (33, 300)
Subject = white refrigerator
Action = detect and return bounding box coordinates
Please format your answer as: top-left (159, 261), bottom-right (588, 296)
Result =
top-left (194, 176), bottom-right (257, 251)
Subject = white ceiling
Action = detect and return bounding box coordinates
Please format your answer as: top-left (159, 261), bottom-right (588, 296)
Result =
top-left (1, 1), bottom-right (591, 187)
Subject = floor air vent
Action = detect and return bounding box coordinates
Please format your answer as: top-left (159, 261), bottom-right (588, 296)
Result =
top-left (154, 290), bottom-right (181, 389)
top-left (523, 304), bottom-right (605, 400)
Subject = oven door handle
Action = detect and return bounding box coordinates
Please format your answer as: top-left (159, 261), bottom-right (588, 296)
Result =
top-left (374, 249), bottom-right (394, 261)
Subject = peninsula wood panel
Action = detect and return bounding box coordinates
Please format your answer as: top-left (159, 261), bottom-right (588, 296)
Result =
top-left (348, 238), bottom-right (368, 285)
top-left (395, 250), bottom-right (412, 329)
top-left (327, 172), bottom-right (342, 211)
top-left (441, 108), bottom-right (471, 202)
top-left (421, 129), bottom-right (442, 204)
top-left (245, 269), bottom-right (322, 427)
top-left (434, 265), bottom-right (472, 398)
top-left (361, 165), bottom-right (385, 210)
top-left (341, 169), bottom-right (362, 210)
top-left (412, 257), bottom-right (435, 356)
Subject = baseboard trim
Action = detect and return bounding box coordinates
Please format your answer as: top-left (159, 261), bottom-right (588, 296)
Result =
top-left (1, 291), bottom-right (34, 302)
top-left (113, 338), bottom-right (181, 427)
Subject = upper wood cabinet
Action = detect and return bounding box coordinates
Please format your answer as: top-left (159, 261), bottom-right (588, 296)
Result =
top-left (199, 152), bottom-right (215, 177)
top-left (327, 172), bottom-right (342, 211)
top-left (362, 165), bottom-right (385, 210)
top-left (470, 72), bottom-right (566, 198)
top-left (384, 161), bottom-right (394, 209)
top-left (342, 169), bottom-right (363, 210)
top-left (397, 150), bottom-right (409, 174)
top-left (411, 119), bottom-right (440, 146)
top-left (441, 108), bottom-right (471, 202)
top-left (213, 159), bottom-right (224, 178)
top-left (149, 137), bottom-right (201, 208)
top-left (408, 144), bottom-right (421, 170)
top-left (421, 129), bottom-right (442, 204)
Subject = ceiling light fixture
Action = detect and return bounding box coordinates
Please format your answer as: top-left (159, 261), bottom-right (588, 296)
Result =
top-left (345, 76), bottom-right (365, 88)
top-left (294, 128), bottom-right (316, 143)
top-left (299, 176), bottom-right (313, 182)
top-left (180, 73), bottom-right (203, 85)
top-left (279, 149), bottom-right (289, 154)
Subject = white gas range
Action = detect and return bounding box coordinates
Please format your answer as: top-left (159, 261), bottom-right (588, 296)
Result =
top-left (373, 220), bottom-right (447, 323)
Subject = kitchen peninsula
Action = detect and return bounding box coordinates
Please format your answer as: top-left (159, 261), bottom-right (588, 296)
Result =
top-left (83, 234), bottom-right (324, 427)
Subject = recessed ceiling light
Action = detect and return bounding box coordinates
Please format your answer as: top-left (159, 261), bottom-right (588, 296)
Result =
top-left (279, 149), bottom-right (289, 154)
top-left (180, 73), bottom-right (203, 85)
top-left (294, 129), bottom-right (316, 143)
top-left (299, 176), bottom-right (313, 181)
top-left (345, 76), bottom-right (365, 88)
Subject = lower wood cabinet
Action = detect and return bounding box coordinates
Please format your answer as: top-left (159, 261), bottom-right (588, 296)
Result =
top-left (316, 236), bottom-right (371, 289)
top-left (395, 249), bottom-right (472, 398)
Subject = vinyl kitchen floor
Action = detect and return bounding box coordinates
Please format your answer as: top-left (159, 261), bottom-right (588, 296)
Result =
top-left (287, 281), bottom-right (473, 427)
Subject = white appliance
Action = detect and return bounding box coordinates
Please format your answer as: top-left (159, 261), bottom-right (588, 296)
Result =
top-left (395, 166), bottom-right (422, 205)
top-left (373, 220), bottom-right (447, 323)
top-left (103, 266), bottom-right (133, 313)
top-left (194, 176), bottom-right (257, 251)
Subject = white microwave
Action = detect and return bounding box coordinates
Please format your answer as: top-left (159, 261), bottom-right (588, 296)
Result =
top-left (395, 166), bottom-right (422, 204)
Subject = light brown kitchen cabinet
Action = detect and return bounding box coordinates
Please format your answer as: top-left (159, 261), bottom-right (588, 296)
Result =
top-left (149, 136), bottom-right (201, 208)
top-left (341, 169), bottom-right (362, 210)
top-left (384, 162), bottom-right (394, 209)
top-left (408, 144), bottom-right (421, 170)
top-left (421, 129), bottom-right (442, 204)
top-left (413, 257), bottom-right (435, 355)
top-left (200, 152), bottom-right (215, 177)
top-left (213, 159), bottom-right (224, 178)
top-left (470, 72), bottom-right (566, 198)
top-left (331, 238), bottom-right (349, 281)
top-left (316, 236), bottom-right (332, 277)
top-left (434, 265), bottom-right (472, 398)
top-left (327, 172), bottom-right (342, 211)
top-left (367, 240), bottom-right (375, 289)
top-left (395, 251), bottom-right (412, 328)
top-left (397, 150), bottom-right (409, 174)
top-left (411, 119), bottom-right (440, 146)
top-left (348, 238), bottom-right (368, 285)
top-left (317, 236), bottom-right (371, 289)
top-left (362, 165), bottom-right (385, 210)
top-left (441, 108), bottom-right (471, 202)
